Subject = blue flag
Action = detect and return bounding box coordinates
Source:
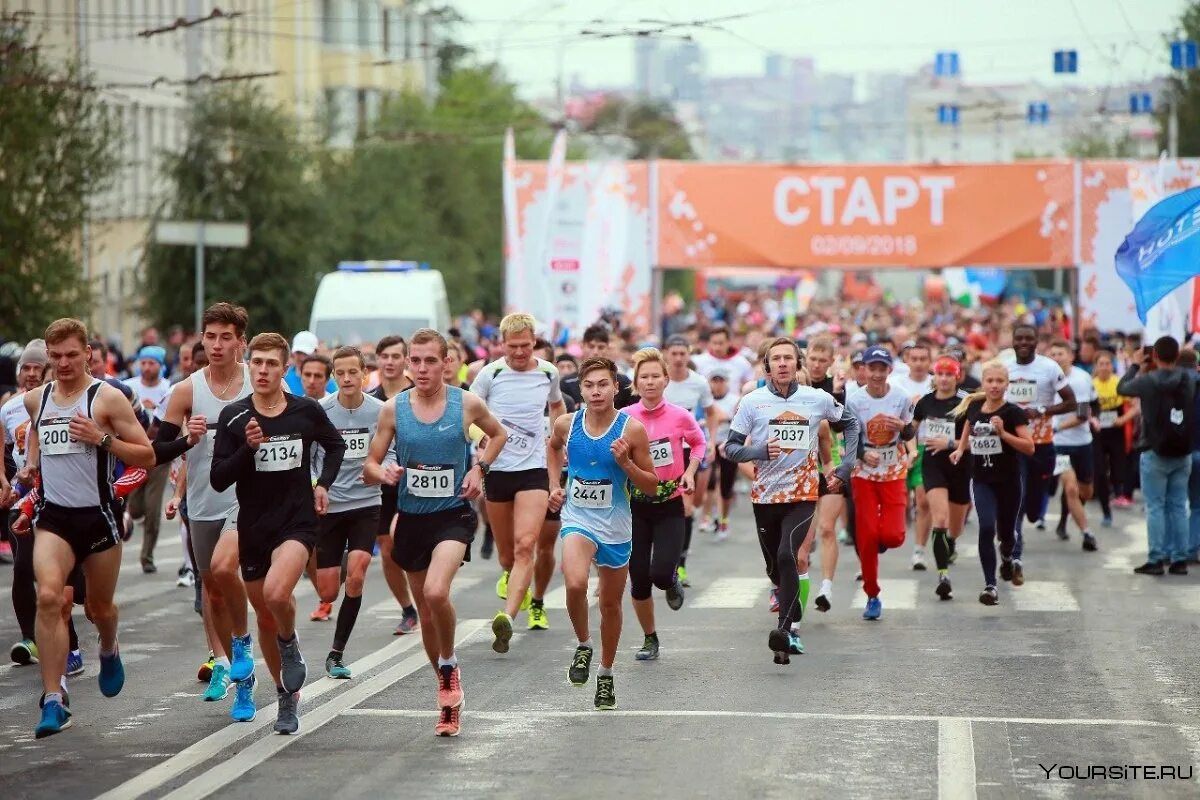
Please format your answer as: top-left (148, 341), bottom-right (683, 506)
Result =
top-left (1115, 185), bottom-right (1200, 323)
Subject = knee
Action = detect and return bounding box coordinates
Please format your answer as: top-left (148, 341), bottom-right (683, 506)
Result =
top-left (629, 578), bottom-right (651, 601)
top-left (345, 573), bottom-right (366, 597)
top-left (36, 585), bottom-right (64, 614)
top-left (598, 595), bottom-right (622, 617)
top-left (513, 537), bottom-right (535, 563)
top-left (88, 600), bottom-right (116, 627)
top-left (318, 585), bottom-right (340, 604)
top-left (563, 569), bottom-right (589, 593)
top-left (210, 556), bottom-right (237, 585)
top-left (263, 585), bottom-right (292, 614)
top-left (422, 583), bottom-right (450, 609)
top-left (649, 564), bottom-right (675, 591)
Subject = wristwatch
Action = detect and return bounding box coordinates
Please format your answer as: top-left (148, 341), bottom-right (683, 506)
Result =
top-left (98, 433), bottom-right (113, 451)
top-left (1036, 405), bottom-right (1047, 417)
top-left (478, 460), bottom-right (491, 477)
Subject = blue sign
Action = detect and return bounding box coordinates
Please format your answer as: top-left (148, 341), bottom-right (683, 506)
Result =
top-left (937, 104), bottom-right (960, 125)
top-left (934, 51), bottom-right (960, 77)
top-left (1115, 185), bottom-right (1200, 323)
top-left (1026, 102), bottom-right (1050, 124)
top-left (1171, 40), bottom-right (1198, 70)
top-left (1053, 49), bottom-right (1078, 74)
top-left (1129, 92), bottom-right (1153, 114)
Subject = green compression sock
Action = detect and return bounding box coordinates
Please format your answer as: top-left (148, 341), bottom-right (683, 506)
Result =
top-left (798, 572), bottom-right (811, 612)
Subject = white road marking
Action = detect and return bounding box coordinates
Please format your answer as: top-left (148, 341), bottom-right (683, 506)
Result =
top-left (160, 620), bottom-right (487, 800)
top-left (92, 629), bottom-right (431, 800)
top-left (1010, 581), bottom-right (1079, 612)
top-left (850, 578), bottom-right (918, 610)
top-left (937, 718), bottom-right (977, 800)
top-left (691, 577), bottom-right (766, 609)
top-left (542, 576), bottom-right (598, 609)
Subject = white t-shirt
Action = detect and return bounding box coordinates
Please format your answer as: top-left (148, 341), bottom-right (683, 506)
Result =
top-left (1053, 365), bottom-right (1096, 447)
top-left (664, 370), bottom-right (713, 421)
top-left (846, 385), bottom-right (915, 482)
top-left (999, 353), bottom-right (1069, 444)
top-left (123, 375), bottom-right (172, 415)
top-left (469, 357), bottom-right (563, 472)
top-left (888, 372), bottom-right (933, 404)
top-left (1, 392), bottom-right (32, 471)
top-left (693, 352), bottom-right (755, 397)
top-left (713, 392), bottom-right (740, 442)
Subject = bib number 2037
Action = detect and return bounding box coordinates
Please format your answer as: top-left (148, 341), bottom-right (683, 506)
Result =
top-left (255, 436), bottom-right (302, 472)
top-left (571, 478), bottom-right (613, 509)
top-left (768, 418), bottom-right (809, 451)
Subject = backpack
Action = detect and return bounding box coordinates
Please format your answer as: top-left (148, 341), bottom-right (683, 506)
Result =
top-left (1152, 370), bottom-right (1194, 458)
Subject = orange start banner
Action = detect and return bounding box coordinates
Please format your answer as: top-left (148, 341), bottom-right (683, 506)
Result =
top-left (655, 161), bottom-right (1078, 269)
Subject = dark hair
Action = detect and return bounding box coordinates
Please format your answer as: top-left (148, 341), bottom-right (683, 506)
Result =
top-left (1154, 336), bottom-right (1181, 364)
top-left (582, 324), bottom-right (610, 345)
top-left (191, 340), bottom-right (206, 360)
top-left (555, 353), bottom-right (578, 367)
top-left (579, 356), bottom-right (619, 382)
top-left (1179, 349), bottom-right (1198, 369)
top-left (202, 302), bottom-right (249, 338)
top-left (302, 354), bottom-right (333, 379)
top-left (375, 335), bottom-right (406, 356)
top-left (1013, 323), bottom-right (1037, 337)
top-left (534, 338), bottom-right (554, 360)
top-left (89, 339), bottom-right (107, 358)
top-left (331, 345), bottom-right (365, 370)
top-left (707, 325), bottom-right (731, 340)
top-left (410, 328), bottom-right (449, 357)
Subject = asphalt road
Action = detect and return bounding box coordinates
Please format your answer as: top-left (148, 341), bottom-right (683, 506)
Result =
top-left (1, 497), bottom-right (1198, 800)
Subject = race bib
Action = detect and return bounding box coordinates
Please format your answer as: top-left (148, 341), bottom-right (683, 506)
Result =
top-left (341, 428), bottom-right (370, 460)
top-left (570, 478), bottom-right (613, 509)
top-left (39, 417), bottom-right (86, 456)
top-left (867, 445), bottom-right (898, 468)
top-left (1006, 381), bottom-right (1037, 405)
top-left (255, 435), bottom-right (302, 472)
top-left (407, 463), bottom-right (455, 497)
top-left (970, 435), bottom-right (1002, 456)
top-left (924, 418), bottom-right (955, 443)
top-left (768, 417), bottom-right (810, 451)
top-left (649, 437), bottom-right (674, 468)
top-left (1098, 410), bottom-right (1118, 429)
top-left (1054, 454), bottom-right (1071, 476)
top-left (205, 424), bottom-right (218, 446)
top-left (1171, 408), bottom-right (1185, 425)
top-left (502, 418), bottom-right (536, 453)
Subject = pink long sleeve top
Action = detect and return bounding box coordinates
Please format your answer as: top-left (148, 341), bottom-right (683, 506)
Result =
top-left (622, 398), bottom-right (707, 501)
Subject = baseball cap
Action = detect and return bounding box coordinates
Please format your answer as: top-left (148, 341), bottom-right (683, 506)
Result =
top-left (850, 332), bottom-right (868, 345)
top-left (291, 331), bottom-right (319, 355)
top-left (664, 334), bottom-right (690, 349)
top-left (862, 345), bottom-right (893, 366)
top-left (850, 350), bottom-right (866, 365)
top-left (709, 369), bottom-right (730, 381)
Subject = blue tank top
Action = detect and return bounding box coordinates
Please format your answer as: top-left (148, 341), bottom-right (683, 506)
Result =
top-left (393, 387), bottom-right (470, 514)
top-left (561, 410), bottom-right (632, 544)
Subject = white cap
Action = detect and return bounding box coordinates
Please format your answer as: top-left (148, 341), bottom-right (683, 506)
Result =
top-left (291, 330), bottom-right (319, 355)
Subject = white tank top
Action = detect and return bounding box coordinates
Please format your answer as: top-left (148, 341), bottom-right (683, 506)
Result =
top-left (187, 365), bottom-right (252, 520)
top-left (37, 380), bottom-right (113, 508)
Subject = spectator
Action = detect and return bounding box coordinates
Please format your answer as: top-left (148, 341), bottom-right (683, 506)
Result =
top-left (1118, 336), bottom-right (1196, 576)
top-left (1184, 349), bottom-right (1200, 564)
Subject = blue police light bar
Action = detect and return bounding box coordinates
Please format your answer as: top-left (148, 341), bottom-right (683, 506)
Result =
top-left (1053, 49), bottom-right (1078, 74)
top-left (937, 104), bottom-right (960, 125)
top-left (934, 51), bottom-right (960, 77)
top-left (1027, 102), bottom-right (1050, 124)
top-left (337, 260), bottom-right (430, 272)
top-left (1129, 92), bottom-right (1153, 114)
top-left (1171, 40), bottom-right (1198, 70)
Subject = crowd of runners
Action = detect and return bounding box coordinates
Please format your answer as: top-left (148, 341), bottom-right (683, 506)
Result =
top-left (1, 297), bottom-right (1196, 740)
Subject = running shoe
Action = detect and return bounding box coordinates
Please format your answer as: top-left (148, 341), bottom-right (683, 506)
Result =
top-left (862, 596), bottom-right (882, 621)
top-left (768, 588), bottom-right (780, 613)
top-left (1133, 561), bottom-right (1165, 575)
top-left (198, 652), bottom-right (215, 682)
top-left (438, 663), bottom-right (464, 709)
top-left (1113, 495), bottom-right (1133, 509)
top-left (496, 570), bottom-right (509, 600)
top-left (979, 586), bottom-right (998, 605)
top-left (768, 629), bottom-right (791, 665)
top-left (176, 567), bottom-right (195, 588)
top-left (999, 559), bottom-right (1014, 583)
top-left (814, 592), bottom-right (831, 612)
top-left (0, 540), bottom-right (12, 564)
top-left (935, 576), bottom-right (953, 601)
top-left (948, 538), bottom-right (958, 565)
top-left (491, 612), bottom-right (513, 654)
top-left (273, 689), bottom-right (300, 735)
top-left (519, 589), bottom-right (532, 612)
top-left (40, 688), bottom-right (70, 709)
top-left (665, 579), bottom-right (685, 611)
top-left (394, 609), bottom-right (420, 636)
top-left (435, 703), bottom-right (462, 736)
top-left (714, 519), bottom-right (729, 542)
top-left (527, 604), bottom-right (549, 631)
top-left (1101, 514), bottom-right (1113, 528)
top-left (698, 517), bottom-right (715, 533)
top-left (1082, 533), bottom-right (1098, 552)
top-left (66, 650), bottom-right (84, 677)
top-left (787, 632), bottom-right (804, 655)
top-left (568, 645), bottom-right (593, 686)
top-left (836, 528), bottom-right (850, 545)
top-left (231, 674), bottom-right (257, 722)
top-left (98, 649), bottom-right (124, 697)
top-left (635, 635), bottom-right (659, 661)
top-left (1035, 518), bottom-right (1046, 531)
top-left (1055, 524), bottom-right (1069, 542)
top-left (35, 700), bottom-right (72, 739)
top-left (277, 634), bottom-right (307, 694)
top-left (203, 664), bottom-right (232, 701)
top-left (230, 634), bottom-right (254, 682)
top-left (1011, 561), bottom-right (1025, 586)
top-left (310, 601), bottom-right (333, 622)
top-left (10, 638), bottom-right (38, 666)
top-left (911, 549), bottom-right (928, 571)
top-left (325, 653), bottom-right (351, 679)
top-left (677, 564), bottom-right (690, 588)
top-left (594, 675), bottom-right (617, 710)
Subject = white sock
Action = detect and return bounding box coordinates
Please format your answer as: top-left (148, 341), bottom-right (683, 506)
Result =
top-left (437, 654), bottom-right (458, 668)
top-left (579, 639), bottom-right (593, 650)
top-left (215, 656), bottom-right (230, 669)
top-left (598, 666), bottom-right (613, 677)
top-left (819, 579), bottom-right (833, 597)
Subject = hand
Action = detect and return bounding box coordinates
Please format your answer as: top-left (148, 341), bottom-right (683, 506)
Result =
top-left (1089, 417), bottom-right (1101, 432)
top-left (927, 436), bottom-right (950, 454)
top-left (949, 449), bottom-right (964, 465)
top-left (459, 465), bottom-right (483, 500)
top-left (833, 370), bottom-right (847, 393)
top-left (314, 486), bottom-right (329, 515)
top-left (863, 450), bottom-right (882, 468)
top-left (548, 486), bottom-right (565, 513)
top-left (165, 496), bottom-right (181, 520)
top-left (610, 437), bottom-right (632, 466)
top-left (1024, 406), bottom-right (1040, 420)
top-left (142, 398), bottom-right (157, 411)
top-left (990, 415), bottom-right (1005, 434)
top-left (0, 485), bottom-right (17, 509)
top-left (68, 412), bottom-right (103, 446)
top-left (795, 546), bottom-right (811, 574)
top-left (681, 472), bottom-right (695, 495)
top-left (766, 437), bottom-right (782, 459)
top-left (378, 463), bottom-right (403, 487)
top-left (15, 465), bottom-right (36, 487)
top-left (706, 443), bottom-right (717, 463)
top-left (877, 414), bottom-right (905, 433)
top-left (12, 512), bottom-right (31, 535)
top-left (826, 474), bottom-right (843, 494)
top-left (186, 414), bottom-right (208, 446)
top-left (244, 418), bottom-right (264, 449)
top-left (716, 442), bottom-right (726, 460)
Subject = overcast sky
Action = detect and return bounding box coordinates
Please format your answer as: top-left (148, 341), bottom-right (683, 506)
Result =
top-left (450, 0), bottom-right (1188, 98)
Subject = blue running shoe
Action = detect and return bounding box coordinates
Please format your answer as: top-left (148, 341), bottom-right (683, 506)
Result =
top-left (787, 633), bottom-right (804, 654)
top-left (231, 674), bottom-right (257, 722)
top-left (862, 596), bottom-right (883, 621)
top-left (203, 664), bottom-right (231, 701)
top-left (66, 650), bottom-right (84, 677)
top-left (98, 650), bottom-right (124, 697)
top-left (230, 634), bottom-right (254, 683)
top-left (35, 700), bottom-right (72, 738)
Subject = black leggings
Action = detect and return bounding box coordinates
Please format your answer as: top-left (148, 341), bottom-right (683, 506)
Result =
top-left (752, 501), bottom-right (817, 631)
top-left (973, 479), bottom-right (1020, 587)
top-left (10, 519), bottom-right (83, 650)
top-left (707, 455), bottom-right (738, 501)
top-left (630, 497), bottom-right (686, 601)
top-left (1022, 443), bottom-right (1056, 524)
top-left (1093, 427), bottom-right (1127, 514)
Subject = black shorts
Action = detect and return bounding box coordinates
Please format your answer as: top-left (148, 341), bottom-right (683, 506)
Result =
top-left (485, 468), bottom-right (549, 503)
top-left (392, 505), bottom-right (477, 573)
top-left (316, 506), bottom-right (380, 569)
top-left (33, 502), bottom-right (122, 564)
top-left (378, 485), bottom-right (399, 537)
top-left (1055, 443), bottom-right (1095, 484)
top-left (238, 528), bottom-right (316, 583)
top-left (921, 454), bottom-right (971, 505)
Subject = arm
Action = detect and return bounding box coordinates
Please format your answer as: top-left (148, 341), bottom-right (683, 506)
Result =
top-left (1116, 396), bottom-right (1140, 426)
top-left (723, 400), bottom-right (767, 462)
top-left (166, 460), bottom-right (186, 519)
top-left (152, 379), bottom-right (199, 465)
top-left (463, 392), bottom-right (508, 499)
top-left (949, 417), bottom-right (971, 463)
top-left (363, 400), bottom-right (400, 486)
top-left (703, 404), bottom-right (720, 455)
top-left (615, 419), bottom-right (661, 497)
top-left (311, 404), bottom-right (347, 490)
top-left (1003, 423), bottom-right (1035, 456)
top-left (1116, 365), bottom-right (1153, 398)
top-left (80, 387), bottom-right (154, 469)
top-left (209, 409), bottom-right (255, 493)
top-left (832, 404), bottom-right (860, 485)
top-left (682, 413), bottom-right (706, 484)
top-left (546, 413), bottom-right (569, 512)
top-left (819, 420), bottom-right (833, 468)
top-left (1045, 384), bottom-right (1076, 418)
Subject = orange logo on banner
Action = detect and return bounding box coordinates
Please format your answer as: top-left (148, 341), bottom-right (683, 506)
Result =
top-left (656, 161), bottom-right (1076, 269)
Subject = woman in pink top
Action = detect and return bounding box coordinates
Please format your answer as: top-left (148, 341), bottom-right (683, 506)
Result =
top-left (623, 348), bottom-right (706, 661)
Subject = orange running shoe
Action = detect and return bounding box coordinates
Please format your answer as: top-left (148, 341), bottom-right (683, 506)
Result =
top-left (434, 703), bottom-right (461, 737)
top-left (437, 664), bottom-right (463, 709)
top-left (310, 601), bottom-right (333, 622)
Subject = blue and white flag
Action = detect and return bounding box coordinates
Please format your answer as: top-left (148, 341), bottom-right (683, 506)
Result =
top-left (1115, 185), bottom-right (1200, 323)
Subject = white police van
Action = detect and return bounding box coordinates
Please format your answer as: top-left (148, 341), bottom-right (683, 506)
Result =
top-left (309, 261), bottom-right (450, 347)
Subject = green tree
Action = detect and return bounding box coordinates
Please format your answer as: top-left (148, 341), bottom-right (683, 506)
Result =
top-left (1065, 131), bottom-right (1136, 158)
top-left (1158, 2), bottom-right (1200, 155)
top-left (142, 85), bottom-right (324, 335)
top-left (584, 97), bottom-right (697, 159)
top-left (0, 17), bottom-right (119, 341)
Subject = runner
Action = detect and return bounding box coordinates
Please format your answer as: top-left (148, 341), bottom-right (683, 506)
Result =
top-left (1092, 351), bottom-right (1135, 526)
top-left (21, 318), bottom-right (155, 738)
top-left (1048, 340), bottom-right (1099, 551)
top-left (313, 347), bottom-right (386, 678)
top-left (724, 338), bottom-right (859, 661)
top-left (210, 332), bottom-right (348, 735)
top-left (845, 345), bottom-right (916, 622)
top-left (622, 348), bottom-right (706, 661)
top-left (949, 361), bottom-right (1035, 604)
top-left (124, 345), bottom-right (172, 573)
top-left (364, 328), bottom-right (507, 737)
top-left (547, 357), bottom-right (659, 708)
top-left (913, 356), bottom-right (971, 600)
top-left (560, 325), bottom-right (636, 409)
top-left (153, 303), bottom-right (255, 716)
top-left (705, 370), bottom-right (740, 543)
top-left (1001, 324), bottom-right (1076, 585)
top-left (889, 342), bottom-right (934, 571)
top-left (805, 335), bottom-right (850, 612)
top-left (368, 335), bottom-right (420, 636)
top-left (300, 355), bottom-right (332, 401)
top-left (469, 313), bottom-right (565, 652)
